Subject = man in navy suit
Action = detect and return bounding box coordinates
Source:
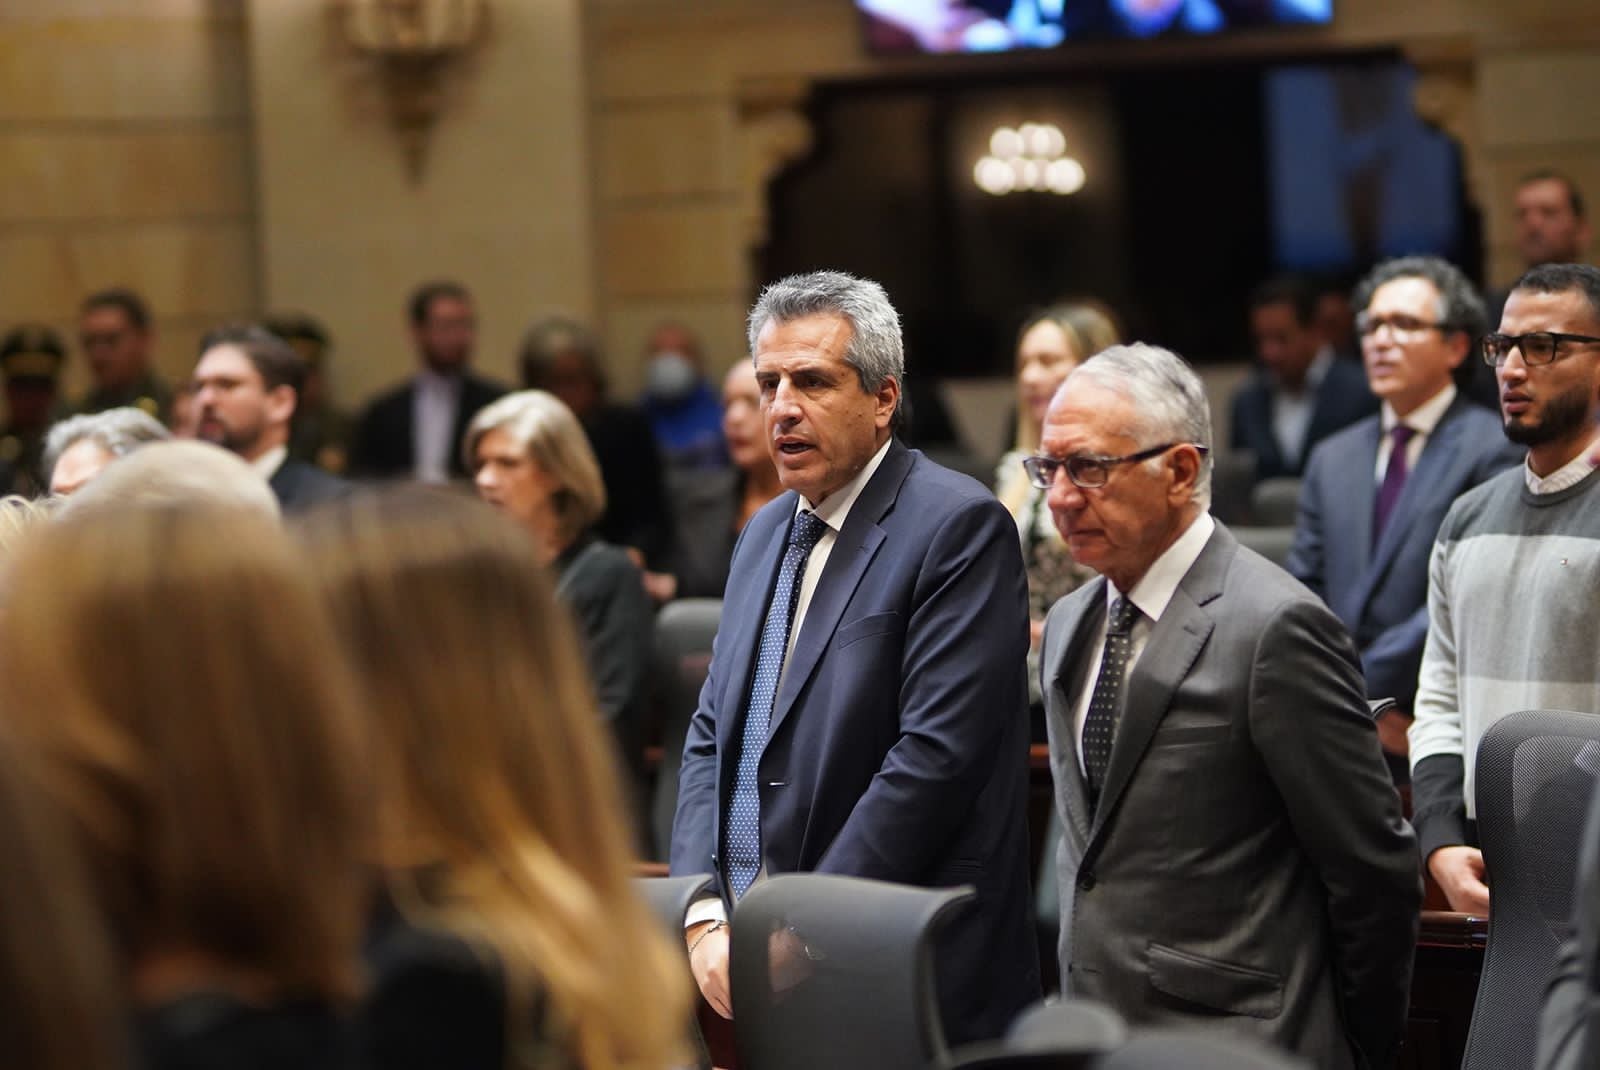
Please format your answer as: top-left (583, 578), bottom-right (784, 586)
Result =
top-left (670, 270), bottom-right (1039, 1044)
top-left (192, 323), bottom-right (350, 514)
top-left (1230, 276), bottom-right (1378, 483)
top-left (349, 281), bottom-right (505, 482)
top-left (1288, 256), bottom-right (1519, 766)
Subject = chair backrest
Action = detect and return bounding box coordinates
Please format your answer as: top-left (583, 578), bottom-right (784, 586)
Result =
top-left (1249, 477), bottom-right (1302, 527)
top-left (634, 874), bottom-right (713, 1070)
top-left (730, 874), bottom-right (975, 1070)
top-left (1208, 449), bottom-right (1257, 526)
top-left (650, 598), bottom-right (722, 860)
top-left (1006, 1000), bottom-right (1129, 1055)
top-left (1464, 709), bottom-right (1600, 1070)
top-left (1230, 525), bottom-right (1295, 569)
top-left (1087, 1028), bottom-right (1307, 1068)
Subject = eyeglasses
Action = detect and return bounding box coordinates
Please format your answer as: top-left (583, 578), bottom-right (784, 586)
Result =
top-left (1022, 443), bottom-right (1205, 490)
top-left (1354, 312), bottom-right (1449, 339)
top-left (1481, 331), bottom-right (1600, 367)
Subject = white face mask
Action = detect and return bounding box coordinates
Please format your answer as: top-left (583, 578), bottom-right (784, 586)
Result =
top-left (645, 351), bottom-right (699, 403)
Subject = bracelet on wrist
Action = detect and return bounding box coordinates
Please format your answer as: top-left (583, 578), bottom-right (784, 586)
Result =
top-left (688, 919), bottom-right (728, 955)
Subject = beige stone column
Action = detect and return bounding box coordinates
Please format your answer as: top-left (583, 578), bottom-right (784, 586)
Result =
top-left (246, 0), bottom-right (595, 403)
top-left (0, 0), bottom-right (257, 397)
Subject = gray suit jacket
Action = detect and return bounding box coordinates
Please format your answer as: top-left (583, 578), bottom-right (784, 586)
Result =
top-left (1041, 522), bottom-right (1421, 1069)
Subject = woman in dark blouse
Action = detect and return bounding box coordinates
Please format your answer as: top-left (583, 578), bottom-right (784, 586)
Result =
top-left (465, 390), bottom-right (653, 778)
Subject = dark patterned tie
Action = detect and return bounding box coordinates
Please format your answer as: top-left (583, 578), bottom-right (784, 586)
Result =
top-left (1373, 425), bottom-right (1417, 547)
top-left (724, 509), bottom-right (829, 899)
top-left (1083, 595), bottom-right (1141, 810)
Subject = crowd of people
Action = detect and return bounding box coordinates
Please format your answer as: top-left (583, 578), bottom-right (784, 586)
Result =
top-left (0, 167), bottom-right (1595, 1069)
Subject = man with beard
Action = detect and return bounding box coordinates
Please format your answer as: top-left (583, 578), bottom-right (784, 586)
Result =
top-left (1409, 262), bottom-right (1600, 916)
top-left (192, 324), bottom-right (348, 513)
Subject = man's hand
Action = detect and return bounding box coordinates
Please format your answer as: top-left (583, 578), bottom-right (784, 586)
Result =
top-left (1429, 845), bottom-right (1491, 915)
top-left (687, 921), bottom-right (733, 1019)
top-left (1375, 709), bottom-right (1412, 757)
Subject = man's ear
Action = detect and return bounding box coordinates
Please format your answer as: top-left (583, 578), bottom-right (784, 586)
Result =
top-left (1167, 444), bottom-right (1204, 506)
top-left (265, 384), bottom-right (297, 427)
top-left (874, 375), bottom-right (900, 431)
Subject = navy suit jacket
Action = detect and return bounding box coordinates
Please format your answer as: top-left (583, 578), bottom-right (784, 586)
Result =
top-left (349, 372), bottom-right (506, 481)
top-left (1286, 396), bottom-right (1520, 709)
top-left (1230, 359), bottom-right (1378, 481)
top-left (669, 439), bottom-right (1040, 1044)
top-left (269, 458), bottom-right (351, 514)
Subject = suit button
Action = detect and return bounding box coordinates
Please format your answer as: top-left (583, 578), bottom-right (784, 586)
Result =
top-left (1077, 871), bottom-right (1096, 892)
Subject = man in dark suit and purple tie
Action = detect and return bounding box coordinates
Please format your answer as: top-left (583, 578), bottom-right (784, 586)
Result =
top-left (1288, 256), bottom-right (1520, 770)
top-left (669, 270), bottom-right (1039, 1044)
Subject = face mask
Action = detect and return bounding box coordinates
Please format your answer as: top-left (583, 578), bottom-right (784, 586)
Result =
top-left (646, 351), bottom-right (699, 403)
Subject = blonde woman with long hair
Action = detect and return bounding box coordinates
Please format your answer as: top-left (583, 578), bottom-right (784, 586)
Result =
top-left (994, 302), bottom-right (1120, 720)
top-left (0, 505), bottom-right (370, 1069)
top-left (299, 488), bottom-right (689, 1070)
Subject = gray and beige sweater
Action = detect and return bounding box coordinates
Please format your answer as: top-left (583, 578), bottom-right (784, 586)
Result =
top-left (1409, 463), bottom-right (1600, 859)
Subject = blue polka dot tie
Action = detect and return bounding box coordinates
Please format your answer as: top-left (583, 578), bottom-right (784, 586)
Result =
top-left (1084, 596), bottom-right (1140, 812)
top-left (725, 509), bottom-right (829, 899)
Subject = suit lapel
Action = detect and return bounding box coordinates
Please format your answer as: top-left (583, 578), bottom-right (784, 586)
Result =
top-left (1045, 580), bottom-right (1108, 846)
top-left (765, 442), bottom-right (910, 744)
top-left (1358, 399), bottom-right (1468, 613)
top-left (1088, 527), bottom-right (1228, 846)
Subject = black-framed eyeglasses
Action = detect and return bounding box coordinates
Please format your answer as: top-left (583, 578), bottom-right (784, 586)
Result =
top-left (1022, 443), bottom-right (1206, 490)
top-left (1355, 312), bottom-right (1450, 339)
top-left (1482, 331), bottom-right (1600, 367)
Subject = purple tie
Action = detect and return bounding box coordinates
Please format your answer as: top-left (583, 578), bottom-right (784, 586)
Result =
top-left (1373, 425), bottom-right (1417, 546)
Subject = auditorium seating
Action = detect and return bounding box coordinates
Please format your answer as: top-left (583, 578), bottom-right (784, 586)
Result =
top-left (728, 873), bottom-right (974, 1070)
top-left (1463, 709), bottom-right (1600, 1070)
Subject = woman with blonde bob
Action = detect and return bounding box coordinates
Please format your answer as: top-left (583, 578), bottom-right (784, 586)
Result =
top-left (0, 505), bottom-right (369, 1067)
top-left (464, 389), bottom-right (653, 789)
top-left (299, 487), bottom-right (690, 1070)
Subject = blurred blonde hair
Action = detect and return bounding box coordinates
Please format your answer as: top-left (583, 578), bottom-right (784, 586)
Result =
top-left (1000, 301), bottom-right (1123, 514)
top-left (462, 390), bottom-right (605, 547)
top-left (0, 494), bottom-right (56, 559)
top-left (0, 731), bottom-right (126, 1070)
top-left (299, 488), bottom-right (689, 1069)
top-left (0, 506), bottom-right (368, 1002)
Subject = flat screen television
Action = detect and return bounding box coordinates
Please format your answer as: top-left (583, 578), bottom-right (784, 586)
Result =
top-left (858, 1), bottom-right (1332, 55)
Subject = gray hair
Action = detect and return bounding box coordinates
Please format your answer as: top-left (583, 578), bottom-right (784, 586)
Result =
top-left (42, 407), bottom-right (171, 482)
top-left (58, 440), bottom-right (280, 523)
top-left (462, 390), bottom-right (606, 545)
top-left (747, 271), bottom-right (904, 420)
top-left (1068, 343), bottom-right (1213, 508)
top-left (1353, 256), bottom-right (1486, 340)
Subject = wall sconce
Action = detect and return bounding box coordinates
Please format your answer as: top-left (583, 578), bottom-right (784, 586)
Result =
top-left (331, 0), bottom-right (489, 182)
top-left (974, 123), bottom-right (1085, 196)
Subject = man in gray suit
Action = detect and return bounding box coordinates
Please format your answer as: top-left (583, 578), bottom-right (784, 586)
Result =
top-left (1035, 343), bottom-right (1420, 1069)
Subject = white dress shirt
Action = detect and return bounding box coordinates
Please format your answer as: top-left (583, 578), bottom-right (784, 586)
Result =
top-left (685, 437), bottom-right (893, 927)
top-left (249, 444), bottom-right (288, 482)
top-left (1372, 383), bottom-right (1456, 483)
top-left (1525, 433), bottom-right (1600, 494)
top-left (412, 369), bottom-right (461, 484)
top-left (1068, 512), bottom-right (1215, 776)
top-left (1271, 347), bottom-right (1334, 470)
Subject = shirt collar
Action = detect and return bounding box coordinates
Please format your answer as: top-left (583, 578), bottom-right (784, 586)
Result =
top-left (1303, 346), bottom-right (1335, 392)
top-left (1381, 383), bottom-right (1457, 436)
top-left (250, 444), bottom-right (288, 481)
top-left (1109, 511), bottom-right (1216, 625)
top-left (415, 367), bottom-right (460, 394)
top-left (1525, 433), bottom-right (1600, 494)
top-left (796, 437), bottom-right (893, 534)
